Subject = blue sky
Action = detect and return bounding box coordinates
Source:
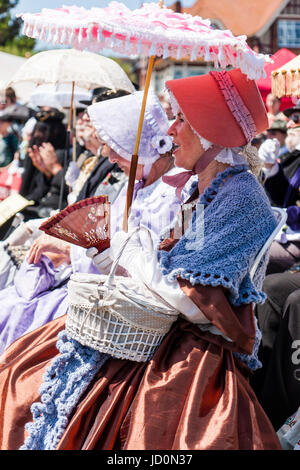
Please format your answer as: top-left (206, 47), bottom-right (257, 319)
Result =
top-left (13, 0), bottom-right (195, 16)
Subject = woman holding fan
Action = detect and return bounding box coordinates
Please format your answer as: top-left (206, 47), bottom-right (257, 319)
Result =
top-left (0, 91), bottom-right (183, 355)
top-left (0, 70), bottom-right (281, 450)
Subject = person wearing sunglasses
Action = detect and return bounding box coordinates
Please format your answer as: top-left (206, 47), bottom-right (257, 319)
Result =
top-left (266, 120), bottom-right (288, 158)
top-left (284, 100), bottom-right (300, 130)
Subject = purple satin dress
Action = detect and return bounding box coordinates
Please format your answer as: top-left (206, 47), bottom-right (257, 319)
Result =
top-left (0, 252), bottom-right (98, 355)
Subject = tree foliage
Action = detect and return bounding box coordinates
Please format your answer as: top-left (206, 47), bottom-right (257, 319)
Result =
top-left (0, 0), bottom-right (35, 56)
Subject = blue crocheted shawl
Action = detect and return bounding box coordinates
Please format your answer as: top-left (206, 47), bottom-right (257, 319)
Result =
top-left (158, 165), bottom-right (277, 371)
top-left (158, 165), bottom-right (277, 306)
top-left (20, 330), bottom-right (108, 450)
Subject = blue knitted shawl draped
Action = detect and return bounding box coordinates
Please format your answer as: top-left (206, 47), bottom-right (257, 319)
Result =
top-left (158, 165), bottom-right (276, 305)
top-left (158, 165), bottom-right (277, 370)
top-left (20, 330), bottom-right (109, 450)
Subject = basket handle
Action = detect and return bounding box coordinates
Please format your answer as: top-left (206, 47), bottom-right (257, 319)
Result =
top-left (103, 226), bottom-right (153, 289)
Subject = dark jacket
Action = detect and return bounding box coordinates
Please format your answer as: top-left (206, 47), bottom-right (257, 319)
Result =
top-left (76, 156), bottom-right (120, 201)
top-left (264, 149), bottom-right (300, 208)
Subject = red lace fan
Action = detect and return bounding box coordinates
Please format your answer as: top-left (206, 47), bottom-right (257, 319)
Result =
top-left (39, 195), bottom-right (110, 252)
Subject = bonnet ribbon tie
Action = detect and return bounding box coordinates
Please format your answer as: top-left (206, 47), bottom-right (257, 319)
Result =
top-left (133, 178), bottom-right (146, 200)
top-left (162, 144), bottom-right (222, 199)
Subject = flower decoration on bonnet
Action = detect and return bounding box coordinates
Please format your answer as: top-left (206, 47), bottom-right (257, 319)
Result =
top-left (151, 135), bottom-right (173, 154)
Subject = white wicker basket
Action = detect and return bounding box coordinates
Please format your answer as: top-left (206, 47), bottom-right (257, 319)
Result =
top-left (66, 229), bottom-right (179, 362)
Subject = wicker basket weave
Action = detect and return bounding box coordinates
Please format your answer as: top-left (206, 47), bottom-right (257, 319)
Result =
top-left (66, 229), bottom-right (179, 362)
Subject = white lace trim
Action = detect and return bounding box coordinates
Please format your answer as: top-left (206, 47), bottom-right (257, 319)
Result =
top-left (215, 148), bottom-right (247, 166)
top-left (197, 134), bottom-right (212, 151)
top-left (168, 89), bottom-right (180, 118)
top-left (197, 135), bottom-right (247, 166)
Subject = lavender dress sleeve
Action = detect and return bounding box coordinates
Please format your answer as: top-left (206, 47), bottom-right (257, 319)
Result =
top-left (0, 256), bottom-right (70, 354)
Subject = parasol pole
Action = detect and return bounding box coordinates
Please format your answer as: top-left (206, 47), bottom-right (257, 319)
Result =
top-left (58, 80), bottom-right (75, 210)
top-left (68, 81), bottom-right (75, 134)
top-left (122, 55), bottom-right (155, 231)
top-left (122, 0), bottom-right (163, 232)
top-left (72, 102), bottom-right (77, 161)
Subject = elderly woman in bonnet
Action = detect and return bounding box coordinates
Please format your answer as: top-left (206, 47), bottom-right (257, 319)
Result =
top-left (86, 90), bottom-right (181, 251)
top-left (0, 91), bottom-right (183, 359)
top-left (26, 91), bottom-right (181, 273)
top-left (0, 91), bottom-right (189, 450)
top-left (0, 71), bottom-right (281, 451)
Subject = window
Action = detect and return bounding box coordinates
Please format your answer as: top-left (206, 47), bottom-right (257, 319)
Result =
top-left (278, 19), bottom-right (300, 47)
top-left (174, 69), bottom-right (183, 79)
top-left (281, 0), bottom-right (300, 15)
top-left (188, 69), bottom-right (206, 77)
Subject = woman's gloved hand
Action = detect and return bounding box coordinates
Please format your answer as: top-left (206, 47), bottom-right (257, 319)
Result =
top-left (86, 230), bottom-right (131, 274)
top-left (88, 228), bottom-right (208, 323)
top-left (86, 246), bottom-right (113, 274)
top-left (258, 138), bottom-right (281, 165)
